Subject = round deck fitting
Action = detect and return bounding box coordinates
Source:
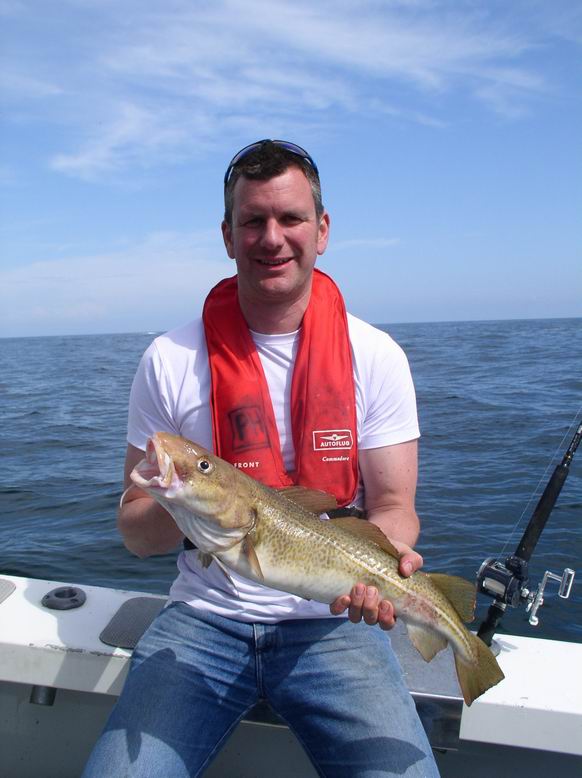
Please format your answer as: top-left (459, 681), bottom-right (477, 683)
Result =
top-left (41, 586), bottom-right (86, 610)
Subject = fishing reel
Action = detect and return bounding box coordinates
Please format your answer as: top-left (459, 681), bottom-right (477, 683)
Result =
top-left (477, 555), bottom-right (575, 627)
top-left (477, 555), bottom-right (529, 609)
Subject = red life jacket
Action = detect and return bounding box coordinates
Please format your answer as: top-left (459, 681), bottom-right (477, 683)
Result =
top-left (203, 268), bottom-right (358, 506)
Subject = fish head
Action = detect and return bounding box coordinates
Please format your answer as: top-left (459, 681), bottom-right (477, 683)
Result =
top-left (131, 432), bottom-right (257, 550)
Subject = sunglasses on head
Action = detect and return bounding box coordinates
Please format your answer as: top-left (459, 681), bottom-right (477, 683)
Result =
top-left (224, 139), bottom-right (319, 189)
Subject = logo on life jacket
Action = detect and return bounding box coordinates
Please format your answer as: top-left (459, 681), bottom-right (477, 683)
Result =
top-left (229, 406), bottom-right (269, 452)
top-left (312, 429), bottom-right (354, 451)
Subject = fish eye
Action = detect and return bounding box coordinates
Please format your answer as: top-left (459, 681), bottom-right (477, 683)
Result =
top-left (197, 458), bottom-right (214, 474)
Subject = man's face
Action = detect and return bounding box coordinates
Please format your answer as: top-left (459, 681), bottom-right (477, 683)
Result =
top-left (221, 166), bottom-right (329, 310)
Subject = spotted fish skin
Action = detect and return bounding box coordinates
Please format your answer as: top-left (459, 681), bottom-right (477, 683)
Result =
top-left (131, 432), bottom-right (504, 705)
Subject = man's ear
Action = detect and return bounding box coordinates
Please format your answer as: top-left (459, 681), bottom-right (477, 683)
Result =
top-left (317, 211), bottom-right (330, 256)
top-left (221, 220), bottom-right (235, 259)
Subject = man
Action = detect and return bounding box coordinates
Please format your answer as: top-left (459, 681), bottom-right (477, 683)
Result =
top-left (83, 140), bottom-right (440, 777)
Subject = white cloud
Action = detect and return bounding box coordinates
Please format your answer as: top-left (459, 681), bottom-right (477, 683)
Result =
top-left (3, 0), bottom-right (572, 180)
top-left (50, 102), bottom-right (191, 179)
top-left (0, 70), bottom-right (63, 98)
top-left (0, 231), bottom-right (231, 336)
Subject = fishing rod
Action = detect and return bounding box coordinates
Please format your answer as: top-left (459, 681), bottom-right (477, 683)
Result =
top-left (476, 421), bottom-right (581, 647)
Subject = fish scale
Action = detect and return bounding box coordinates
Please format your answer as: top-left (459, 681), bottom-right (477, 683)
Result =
top-left (244, 501), bottom-right (473, 657)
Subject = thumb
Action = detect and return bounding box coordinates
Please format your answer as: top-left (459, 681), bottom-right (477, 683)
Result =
top-left (399, 550), bottom-right (423, 577)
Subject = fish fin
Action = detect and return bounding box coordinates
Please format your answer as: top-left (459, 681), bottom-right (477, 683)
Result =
top-left (198, 551), bottom-right (213, 569)
top-left (329, 518), bottom-right (401, 559)
top-left (243, 536), bottom-right (264, 582)
top-left (327, 506), bottom-right (367, 520)
top-left (428, 573), bottom-right (477, 623)
top-left (278, 486), bottom-right (338, 514)
top-left (198, 552), bottom-right (236, 586)
top-left (212, 556), bottom-right (237, 588)
top-left (406, 623), bottom-right (448, 662)
top-left (454, 633), bottom-right (505, 706)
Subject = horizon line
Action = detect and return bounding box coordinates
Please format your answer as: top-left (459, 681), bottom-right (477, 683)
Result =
top-left (1, 314), bottom-right (580, 341)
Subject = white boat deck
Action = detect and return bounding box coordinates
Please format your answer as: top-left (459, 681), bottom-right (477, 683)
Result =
top-left (0, 574), bottom-right (158, 695)
top-left (1, 573), bottom-right (582, 775)
top-left (460, 632), bottom-right (582, 754)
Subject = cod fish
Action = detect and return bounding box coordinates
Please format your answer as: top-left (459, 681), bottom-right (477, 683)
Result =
top-left (132, 432), bottom-right (504, 705)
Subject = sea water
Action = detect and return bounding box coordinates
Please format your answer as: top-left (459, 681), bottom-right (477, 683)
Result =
top-left (1, 318), bottom-right (580, 643)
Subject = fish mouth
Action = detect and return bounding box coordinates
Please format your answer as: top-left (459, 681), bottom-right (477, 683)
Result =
top-left (131, 434), bottom-right (177, 491)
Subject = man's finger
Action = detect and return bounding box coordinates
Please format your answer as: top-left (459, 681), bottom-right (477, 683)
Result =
top-left (399, 550), bottom-right (423, 577)
top-left (329, 595), bottom-right (350, 615)
top-left (348, 583), bottom-right (366, 623)
top-left (377, 600), bottom-right (396, 630)
top-left (362, 586), bottom-right (380, 625)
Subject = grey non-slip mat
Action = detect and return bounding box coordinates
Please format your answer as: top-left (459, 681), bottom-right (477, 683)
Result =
top-left (99, 596), bottom-right (167, 649)
top-left (0, 578), bottom-right (16, 606)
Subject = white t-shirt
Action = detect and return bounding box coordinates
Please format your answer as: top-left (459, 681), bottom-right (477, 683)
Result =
top-left (128, 312), bottom-right (420, 622)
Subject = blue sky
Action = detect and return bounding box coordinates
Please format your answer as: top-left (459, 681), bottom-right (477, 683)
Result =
top-left (1, 0), bottom-right (581, 337)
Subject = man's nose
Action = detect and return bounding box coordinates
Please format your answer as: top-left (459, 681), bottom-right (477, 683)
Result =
top-left (260, 218), bottom-right (284, 249)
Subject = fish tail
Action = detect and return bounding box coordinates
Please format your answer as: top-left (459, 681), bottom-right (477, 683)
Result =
top-left (454, 633), bottom-right (505, 706)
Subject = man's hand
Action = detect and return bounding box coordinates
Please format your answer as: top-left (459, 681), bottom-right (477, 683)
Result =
top-left (332, 441), bottom-right (423, 629)
top-left (329, 541), bottom-right (423, 630)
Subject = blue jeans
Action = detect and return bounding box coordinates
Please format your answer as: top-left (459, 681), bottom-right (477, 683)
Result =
top-left (83, 602), bottom-right (439, 777)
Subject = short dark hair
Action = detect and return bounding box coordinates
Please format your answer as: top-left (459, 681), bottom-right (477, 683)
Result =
top-left (223, 141), bottom-right (323, 225)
